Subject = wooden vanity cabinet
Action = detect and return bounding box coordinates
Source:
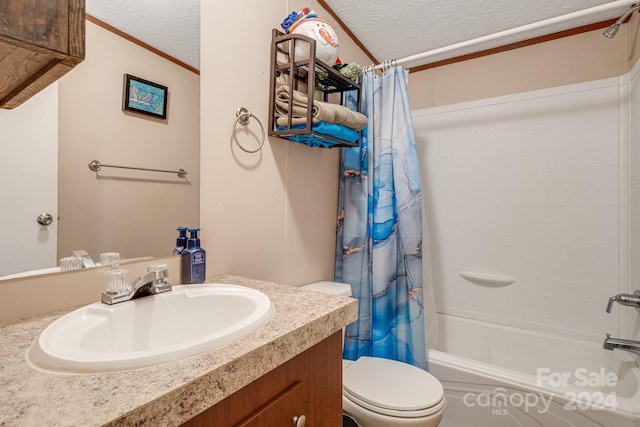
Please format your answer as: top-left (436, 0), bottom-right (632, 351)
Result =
top-left (0, 0), bottom-right (85, 109)
top-left (183, 332), bottom-right (343, 427)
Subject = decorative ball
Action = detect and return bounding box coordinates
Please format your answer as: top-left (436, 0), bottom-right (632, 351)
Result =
top-left (281, 8), bottom-right (340, 65)
top-left (292, 19), bottom-right (339, 65)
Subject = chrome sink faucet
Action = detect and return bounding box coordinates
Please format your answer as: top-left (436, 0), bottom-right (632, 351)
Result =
top-left (71, 249), bottom-right (96, 268)
top-left (605, 291), bottom-right (640, 313)
top-left (101, 264), bottom-right (172, 305)
top-left (603, 334), bottom-right (640, 357)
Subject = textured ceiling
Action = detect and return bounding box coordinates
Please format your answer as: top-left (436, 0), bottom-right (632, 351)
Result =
top-left (85, 1), bottom-right (635, 72)
top-left (86, 0), bottom-right (200, 69)
top-left (324, 0), bottom-right (634, 69)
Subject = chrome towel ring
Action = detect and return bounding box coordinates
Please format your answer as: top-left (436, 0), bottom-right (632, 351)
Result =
top-left (233, 107), bottom-right (265, 153)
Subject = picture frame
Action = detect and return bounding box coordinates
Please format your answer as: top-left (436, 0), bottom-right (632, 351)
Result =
top-left (122, 74), bottom-right (168, 119)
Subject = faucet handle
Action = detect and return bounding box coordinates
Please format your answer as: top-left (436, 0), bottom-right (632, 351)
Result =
top-left (606, 296), bottom-right (619, 313)
top-left (606, 291), bottom-right (640, 313)
top-left (147, 263), bottom-right (172, 294)
top-left (99, 252), bottom-right (121, 267)
top-left (104, 269), bottom-right (130, 294)
top-left (147, 263), bottom-right (169, 280)
top-left (147, 262), bottom-right (167, 272)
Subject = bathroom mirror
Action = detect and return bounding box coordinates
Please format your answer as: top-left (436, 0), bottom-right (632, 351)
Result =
top-left (0, 9), bottom-right (200, 280)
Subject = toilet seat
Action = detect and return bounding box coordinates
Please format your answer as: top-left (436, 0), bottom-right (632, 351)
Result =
top-left (343, 356), bottom-right (445, 418)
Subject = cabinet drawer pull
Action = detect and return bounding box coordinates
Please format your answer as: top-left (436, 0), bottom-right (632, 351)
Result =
top-left (292, 415), bottom-right (306, 427)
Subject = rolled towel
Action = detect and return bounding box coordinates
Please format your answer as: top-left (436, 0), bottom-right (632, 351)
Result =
top-left (275, 85), bottom-right (367, 131)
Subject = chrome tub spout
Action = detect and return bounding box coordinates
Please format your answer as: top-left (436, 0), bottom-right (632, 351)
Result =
top-left (603, 334), bottom-right (640, 357)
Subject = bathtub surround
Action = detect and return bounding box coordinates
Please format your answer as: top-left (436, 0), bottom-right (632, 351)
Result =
top-left (413, 75), bottom-right (625, 343)
top-left (336, 67), bottom-right (428, 369)
top-left (411, 54), bottom-right (640, 425)
top-left (630, 24), bottom-right (640, 344)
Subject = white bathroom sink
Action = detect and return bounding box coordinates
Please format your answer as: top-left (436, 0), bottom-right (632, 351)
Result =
top-left (28, 284), bottom-right (273, 373)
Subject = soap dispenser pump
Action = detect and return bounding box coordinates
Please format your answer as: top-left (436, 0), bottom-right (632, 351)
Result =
top-left (181, 228), bottom-right (206, 284)
top-left (173, 226), bottom-right (188, 255)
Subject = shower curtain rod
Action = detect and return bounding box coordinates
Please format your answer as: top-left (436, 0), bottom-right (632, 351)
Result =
top-left (373, 0), bottom-right (637, 71)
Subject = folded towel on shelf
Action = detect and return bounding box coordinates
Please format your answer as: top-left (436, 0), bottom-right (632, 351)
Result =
top-left (277, 121), bottom-right (360, 148)
top-left (275, 85), bottom-right (368, 131)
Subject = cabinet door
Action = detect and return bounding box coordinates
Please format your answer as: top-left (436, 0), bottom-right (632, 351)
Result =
top-left (236, 381), bottom-right (303, 426)
top-left (183, 332), bottom-right (342, 427)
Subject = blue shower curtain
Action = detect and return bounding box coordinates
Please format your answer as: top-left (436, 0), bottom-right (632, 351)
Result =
top-left (335, 66), bottom-right (426, 369)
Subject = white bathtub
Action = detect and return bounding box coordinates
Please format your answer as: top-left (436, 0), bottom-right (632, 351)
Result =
top-left (428, 314), bottom-right (640, 427)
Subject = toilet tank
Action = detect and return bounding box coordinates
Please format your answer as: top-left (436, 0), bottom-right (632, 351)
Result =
top-left (301, 281), bottom-right (352, 297)
top-left (301, 281), bottom-right (354, 350)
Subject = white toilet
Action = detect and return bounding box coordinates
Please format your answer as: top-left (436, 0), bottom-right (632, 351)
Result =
top-left (302, 281), bottom-right (446, 427)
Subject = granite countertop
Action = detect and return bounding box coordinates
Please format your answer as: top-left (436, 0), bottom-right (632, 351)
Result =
top-left (0, 274), bottom-right (357, 426)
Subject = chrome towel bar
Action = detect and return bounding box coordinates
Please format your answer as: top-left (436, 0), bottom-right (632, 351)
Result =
top-left (88, 160), bottom-right (187, 178)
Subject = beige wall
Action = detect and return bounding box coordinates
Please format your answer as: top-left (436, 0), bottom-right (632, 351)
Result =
top-left (200, 1), bottom-right (370, 286)
top-left (57, 21), bottom-right (200, 260)
top-left (409, 23), bottom-right (634, 110)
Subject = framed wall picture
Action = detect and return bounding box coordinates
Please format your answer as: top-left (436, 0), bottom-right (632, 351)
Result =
top-left (122, 74), bottom-right (168, 119)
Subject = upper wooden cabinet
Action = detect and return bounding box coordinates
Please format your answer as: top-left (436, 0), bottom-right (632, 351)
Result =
top-left (0, 0), bottom-right (85, 109)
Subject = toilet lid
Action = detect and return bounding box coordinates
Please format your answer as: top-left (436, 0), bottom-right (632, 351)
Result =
top-left (343, 356), bottom-right (444, 415)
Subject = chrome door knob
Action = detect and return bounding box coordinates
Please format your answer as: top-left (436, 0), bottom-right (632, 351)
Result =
top-left (36, 213), bottom-right (54, 226)
top-left (292, 415), bottom-right (306, 427)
